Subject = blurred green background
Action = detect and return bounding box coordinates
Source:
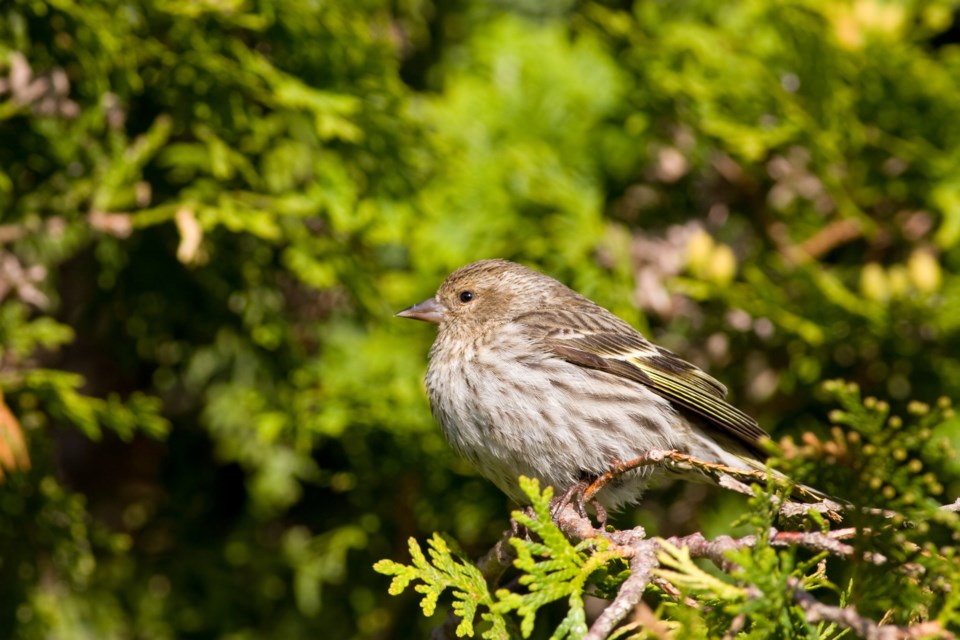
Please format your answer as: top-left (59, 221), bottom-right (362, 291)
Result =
top-left (3, 0), bottom-right (960, 637)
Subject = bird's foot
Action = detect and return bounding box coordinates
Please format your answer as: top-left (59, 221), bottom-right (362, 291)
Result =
top-left (548, 477), bottom-right (610, 529)
top-left (550, 480), bottom-right (590, 520)
top-left (585, 450), bottom-right (675, 505)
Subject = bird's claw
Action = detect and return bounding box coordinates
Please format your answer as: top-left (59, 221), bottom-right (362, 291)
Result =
top-left (551, 480), bottom-right (589, 519)
top-left (547, 478), bottom-right (609, 529)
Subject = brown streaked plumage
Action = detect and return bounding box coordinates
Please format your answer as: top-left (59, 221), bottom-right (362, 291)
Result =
top-left (397, 259), bottom-right (776, 509)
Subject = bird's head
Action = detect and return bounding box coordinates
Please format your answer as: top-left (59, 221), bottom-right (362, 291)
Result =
top-left (396, 259), bottom-right (560, 332)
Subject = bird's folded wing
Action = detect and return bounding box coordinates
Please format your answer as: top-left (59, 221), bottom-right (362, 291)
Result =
top-left (544, 329), bottom-right (770, 455)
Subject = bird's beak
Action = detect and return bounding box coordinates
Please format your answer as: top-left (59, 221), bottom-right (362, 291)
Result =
top-left (396, 297), bottom-right (446, 324)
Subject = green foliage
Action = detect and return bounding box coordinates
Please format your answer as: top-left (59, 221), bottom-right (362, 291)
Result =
top-left (377, 478), bottom-right (627, 639)
top-left (375, 534), bottom-right (508, 639)
top-left (494, 479), bottom-right (625, 639)
top-left (4, 0), bottom-right (960, 637)
top-left (778, 381), bottom-right (960, 626)
top-left (781, 380), bottom-right (955, 516)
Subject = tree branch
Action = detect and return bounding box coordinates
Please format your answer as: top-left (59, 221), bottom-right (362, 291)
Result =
top-left (583, 543), bottom-right (658, 640)
top-left (789, 578), bottom-right (956, 640)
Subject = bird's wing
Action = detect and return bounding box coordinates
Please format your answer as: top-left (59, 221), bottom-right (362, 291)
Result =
top-left (532, 311), bottom-right (769, 454)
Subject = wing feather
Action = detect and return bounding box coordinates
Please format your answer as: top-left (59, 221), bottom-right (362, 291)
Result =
top-left (526, 309), bottom-right (769, 455)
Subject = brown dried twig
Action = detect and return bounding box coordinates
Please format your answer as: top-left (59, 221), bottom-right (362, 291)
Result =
top-left (583, 448), bottom-right (845, 522)
top-left (789, 578), bottom-right (955, 640)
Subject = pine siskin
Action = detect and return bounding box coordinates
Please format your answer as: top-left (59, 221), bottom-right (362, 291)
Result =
top-left (397, 259), bottom-right (780, 510)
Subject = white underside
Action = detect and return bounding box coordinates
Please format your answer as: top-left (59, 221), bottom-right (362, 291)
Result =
top-left (426, 326), bottom-right (752, 510)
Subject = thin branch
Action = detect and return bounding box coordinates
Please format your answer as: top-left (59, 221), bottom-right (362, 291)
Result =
top-left (789, 578), bottom-right (956, 640)
top-left (584, 542), bottom-right (658, 640)
top-left (940, 498), bottom-right (960, 513)
top-left (650, 574), bottom-right (699, 607)
top-left (583, 448), bottom-right (845, 521)
top-left (791, 218), bottom-right (862, 263)
top-left (583, 449), bottom-right (673, 503)
top-left (475, 529), bottom-right (517, 585)
top-left (668, 528), bottom-right (886, 567)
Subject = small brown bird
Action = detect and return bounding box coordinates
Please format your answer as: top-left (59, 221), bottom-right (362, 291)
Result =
top-left (397, 259), bottom-right (776, 510)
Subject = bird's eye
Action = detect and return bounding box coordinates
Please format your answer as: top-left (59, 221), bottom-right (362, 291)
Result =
top-left (459, 291), bottom-right (474, 303)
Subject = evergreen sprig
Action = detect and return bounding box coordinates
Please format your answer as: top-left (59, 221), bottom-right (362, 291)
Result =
top-left (374, 534), bottom-right (509, 639)
top-left (376, 478), bottom-right (626, 639)
top-left (492, 478), bottom-right (626, 639)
